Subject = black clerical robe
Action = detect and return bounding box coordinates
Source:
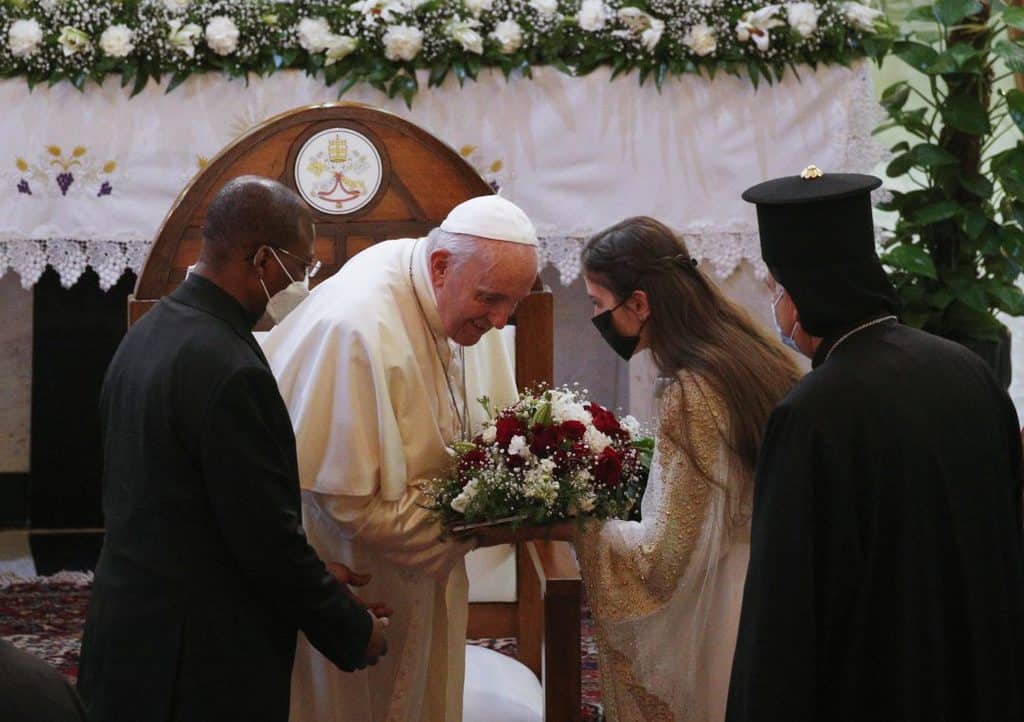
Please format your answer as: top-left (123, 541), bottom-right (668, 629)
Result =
top-left (727, 319), bottom-right (1024, 722)
top-left (78, 275), bottom-right (371, 722)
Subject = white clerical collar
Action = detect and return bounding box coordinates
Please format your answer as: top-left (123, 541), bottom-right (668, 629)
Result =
top-left (411, 237), bottom-right (445, 338)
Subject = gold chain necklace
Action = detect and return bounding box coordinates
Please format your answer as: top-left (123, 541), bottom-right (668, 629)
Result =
top-left (408, 240), bottom-right (469, 441)
top-left (824, 315), bottom-right (898, 363)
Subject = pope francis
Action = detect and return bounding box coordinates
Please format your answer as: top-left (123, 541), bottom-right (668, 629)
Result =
top-left (261, 195), bottom-right (540, 722)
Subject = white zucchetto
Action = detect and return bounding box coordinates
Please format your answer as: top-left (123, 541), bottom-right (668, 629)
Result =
top-left (439, 195), bottom-right (538, 246)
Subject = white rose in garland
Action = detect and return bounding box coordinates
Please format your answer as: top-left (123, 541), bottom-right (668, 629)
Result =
top-left (465, 0), bottom-right (494, 17)
top-left (449, 18), bottom-right (484, 54)
top-left (578, 0), bottom-right (609, 31)
top-left (324, 34), bottom-right (358, 65)
top-left (100, 25), bottom-right (135, 58)
top-left (8, 19), bottom-right (43, 59)
top-left (735, 5), bottom-right (784, 51)
top-left (842, 2), bottom-right (883, 32)
top-left (683, 23), bottom-right (717, 56)
top-left (382, 24), bottom-right (424, 61)
top-left (297, 17), bottom-right (332, 53)
top-left (786, 2), bottom-right (821, 39)
top-left (490, 18), bottom-right (523, 54)
top-left (530, 0), bottom-right (559, 16)
top-left (163, 0), bottom-right (192, 13)
top-left (168, 19), bottom-right (202, 58)
top-left (58, 26), bottom-right (90, 57)
top-left (205, 16), bottom-right (240, 56)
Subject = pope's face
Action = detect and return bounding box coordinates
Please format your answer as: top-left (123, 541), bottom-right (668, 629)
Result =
top-left (430, 243), bottom-right (538, 346)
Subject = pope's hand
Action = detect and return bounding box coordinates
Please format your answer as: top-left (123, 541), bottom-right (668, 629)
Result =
top-left (364, 611), bottom-right (389, 666)
top-left (326, 561), bottom-right (395, 619)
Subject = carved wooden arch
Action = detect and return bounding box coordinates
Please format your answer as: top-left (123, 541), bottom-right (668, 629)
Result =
top-left (128, 103), bottom-right (580, 719)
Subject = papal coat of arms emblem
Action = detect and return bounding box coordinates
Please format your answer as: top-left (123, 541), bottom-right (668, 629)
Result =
top-left (294, 128), bottom-right (383, 215)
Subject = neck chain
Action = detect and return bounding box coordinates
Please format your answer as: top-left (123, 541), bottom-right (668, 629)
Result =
top-left (408, 240), bottom-right (469, 441)
top-left (824, 315), bottom-right (898, 363)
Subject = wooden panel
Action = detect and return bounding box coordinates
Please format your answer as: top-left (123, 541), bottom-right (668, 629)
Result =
top-left (514, 291), bottom-right (554, 390)
top-left (345, 235), bottom-right (376, 260)
top-left (191, 123), bottom-right (309, 221)
top-left (170, 228), bottom-right (202, 269)
top-left (516, 541), bottom-right (543, 679)
top-left (127, 297), bottom-right (157, 325)
top-left (467, 602), bottom-right (517, 639)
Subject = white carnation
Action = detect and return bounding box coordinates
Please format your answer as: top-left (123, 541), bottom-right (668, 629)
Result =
top-left (842, 2), bottom-right (883, 32)
top-left (508, 434), bottom-right (530, 458)
top-left (620, 415), bottom-right (641, 438)
top-left (100, 25), bottom-right (135, 58)
top-left (481, 425), bottom-right (497, 444)
top-left (465, 0), bottom-right (494, 16)
top-left (449, 19), bottom-right (484, 54)
top-left (584, 426), bottom-right (612, 454)
top-left (490, 18), bottom-right (523, 53)
top-left (168, 20), bottom-right (201, 58)
top-left (163, 0), bottom-right (192, 12)
top-left (8, 19), bottom-right (43, 59)
top-left (297, 17), bottom-right (332, 53)
top-left (324, 34), bottom-right (358, 65)
top-left (578, 0), bottom-right (609, 31)
top-left (550, 391), bottom-right (592, 425)
top-left (205, 16), bottom-right (239, 56)
top-left (683, 23), bottom-right (717, 56)
top-left (530, 0), bottom-right (559, 16)
top-left (382, 23), bottom-right (424, 61)
top-left (58, 26), bottom-right (90, 57)
top-left (786, 2), bottom-right (821, 38)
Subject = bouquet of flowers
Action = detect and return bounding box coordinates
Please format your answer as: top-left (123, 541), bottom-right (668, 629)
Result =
top-left (423, 386), bottom-right (652, 533)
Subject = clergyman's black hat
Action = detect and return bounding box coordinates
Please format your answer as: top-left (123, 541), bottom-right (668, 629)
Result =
top-left (742, 166), bottom-right (898, 337)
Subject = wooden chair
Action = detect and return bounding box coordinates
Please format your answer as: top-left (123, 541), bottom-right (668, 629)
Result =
top-left (128, 103), bottom-right (582, 721)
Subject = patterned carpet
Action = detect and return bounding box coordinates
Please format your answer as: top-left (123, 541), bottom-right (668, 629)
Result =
top-left (0, 572), bottom-right (603, 720)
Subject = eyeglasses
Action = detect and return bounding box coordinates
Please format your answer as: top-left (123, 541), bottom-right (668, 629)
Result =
top-left (271, 246), bottom-right (322, 279)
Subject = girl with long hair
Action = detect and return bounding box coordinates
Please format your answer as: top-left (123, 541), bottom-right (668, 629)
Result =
top-left (573, 216), bottom-right (801, 721)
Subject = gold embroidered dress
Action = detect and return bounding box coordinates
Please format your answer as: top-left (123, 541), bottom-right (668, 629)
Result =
top-left (575, 372), bottom-right (751, 722)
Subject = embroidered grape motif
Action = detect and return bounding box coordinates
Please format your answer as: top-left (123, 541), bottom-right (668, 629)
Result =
top-left (56, 172), bottom-right (74, 196)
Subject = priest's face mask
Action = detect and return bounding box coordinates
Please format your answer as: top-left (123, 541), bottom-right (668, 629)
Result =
top-left (584, 275), bottom-right (649, 360)
top-left (250, 221), bottom-right (318, 325)
top-left (430, 242), bottom-right (538, 346)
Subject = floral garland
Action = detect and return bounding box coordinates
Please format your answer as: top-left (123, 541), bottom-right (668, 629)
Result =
top-left (0, 0), bottom-right (894, 104)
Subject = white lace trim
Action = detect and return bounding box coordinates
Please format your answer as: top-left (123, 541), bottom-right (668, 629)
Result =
top-left (1, 233), bottom-right (773, 291)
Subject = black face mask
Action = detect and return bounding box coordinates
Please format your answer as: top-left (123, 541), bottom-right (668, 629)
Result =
top-left (592, 299), bottom-right (644, 361)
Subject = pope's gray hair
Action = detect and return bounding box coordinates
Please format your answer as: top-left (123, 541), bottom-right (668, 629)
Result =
top-left (426, 227), bottom-right (499, 268)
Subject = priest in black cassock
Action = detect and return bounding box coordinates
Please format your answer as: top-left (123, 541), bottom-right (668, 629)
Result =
top-left (727, 167), bottom-right (1024, 721)
top-left (77, 177), bottom-right (388, 722)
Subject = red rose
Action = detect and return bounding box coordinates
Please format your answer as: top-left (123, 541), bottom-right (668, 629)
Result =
top-left (558, 420), bottom-right (587, 443)
top-left (529, 423), bottom-right (560, 457)
top-left (586, 402), bottom-right (621, 435)
top-left (459, 448), bottom-right (488, 474)
top-left (593, 447), bottom-right (623, 487)
top-left (495, 415), bottom-right (526, 448)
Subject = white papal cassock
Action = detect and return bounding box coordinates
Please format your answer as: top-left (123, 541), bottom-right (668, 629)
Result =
top-left (260, 237), bottom-right (519, 722)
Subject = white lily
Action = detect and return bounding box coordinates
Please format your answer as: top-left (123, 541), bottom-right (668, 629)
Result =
top-left (842, 1), bottom-right (884, 32)
top-left (617, 7), bottom-right (665, 51)
top-left (167, 19), bottom-right (202, 58)
top-left (735, 5), bottom-right (784, 51)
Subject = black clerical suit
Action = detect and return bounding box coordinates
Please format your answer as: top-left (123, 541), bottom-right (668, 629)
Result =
top-left (727, 319), bottom-right (1024, 721)
top-left (78, 275), bottom-right (371, 722)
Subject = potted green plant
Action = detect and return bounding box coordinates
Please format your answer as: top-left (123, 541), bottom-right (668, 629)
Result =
top-left (876, 0), bottom-right (1024, 386)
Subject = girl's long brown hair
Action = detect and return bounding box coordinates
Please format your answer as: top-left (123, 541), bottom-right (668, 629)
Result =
top-left (582, 217), bottom-right (801, 485)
